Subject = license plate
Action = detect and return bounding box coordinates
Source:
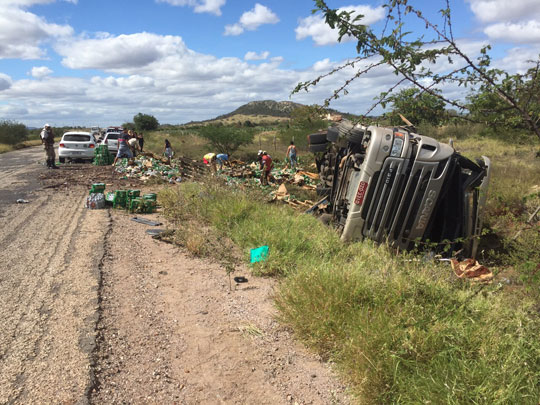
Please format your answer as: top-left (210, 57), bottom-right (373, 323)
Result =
top-left (354, 181), bottom-right (368, 205)
top-left (71, 151), bottom-right (81, 155)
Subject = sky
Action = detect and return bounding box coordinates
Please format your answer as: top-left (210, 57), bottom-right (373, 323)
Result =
top-left (0, 0), bottom-right (539, 127)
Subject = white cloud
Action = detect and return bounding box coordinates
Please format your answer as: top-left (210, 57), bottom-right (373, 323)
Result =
top-left (155, 0), bottom-right (225, 16)
top-left (0, 1), bottom-right (74, 59)
top-left (56, 32), bottom-right (187, 70)
top-left (467, 0), bottom-right (540, 24)
top-left (312, 58), bottom-right (334, 72)
top-left (0, 73), bottom-right (12, 91)
top-left (224, 23), bottom-right (243, 36)
top-left (224, 3), bottom-right (278, 36)
top-left (493, 47), bottom-right (540, 73)
top-left (244, 51), bottom-right (270, 61)
top-left (484, 21), bottom-right (540, 44)
top-left (30, 66), bottom-right (52, 78)
top-left (296, 5), bottom-right (385, 46)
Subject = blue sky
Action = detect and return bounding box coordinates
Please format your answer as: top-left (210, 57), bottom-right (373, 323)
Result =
top-left (0, 0), bottom-right (539, 127)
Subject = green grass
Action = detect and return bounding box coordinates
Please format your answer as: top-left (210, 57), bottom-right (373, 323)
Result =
top-left (159, 179), bottom-right (540, 404)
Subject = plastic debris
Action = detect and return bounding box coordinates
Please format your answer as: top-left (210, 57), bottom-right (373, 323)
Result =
top-left (132, 217), bottom-right (162, 226)
top-left (250, 245), bottom-right (269, 263)
top-left (86, 193), bottom-right (106, 209)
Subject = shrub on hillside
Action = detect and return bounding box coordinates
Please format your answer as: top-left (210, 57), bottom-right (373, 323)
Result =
top-left (0, 120), bottom-right (28, 145)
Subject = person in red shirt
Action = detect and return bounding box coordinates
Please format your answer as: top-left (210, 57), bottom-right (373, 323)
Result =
top-left (260, 151), bottom-right (273, 185)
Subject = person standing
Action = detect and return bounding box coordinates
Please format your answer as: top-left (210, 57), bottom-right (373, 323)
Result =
top-left (260, 151), bottom-right (273, 186)
top-left (137, 132), bottom-right (144, 152)
top-left (164, 139), bottom-right (174, 165)
top-left (286, 141), bottom-right (298, 171)
top-left (40, 123), bottom-right (58, 169)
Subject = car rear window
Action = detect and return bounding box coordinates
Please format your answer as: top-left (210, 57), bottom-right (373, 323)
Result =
top-left (106, 134), bottom-right (119, 140)
top-left (63, 134), bottom-right (92, 142)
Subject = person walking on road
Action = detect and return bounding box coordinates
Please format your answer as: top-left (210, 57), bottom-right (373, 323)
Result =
top-left (286, 141), bottom-right (298, 171)
top-left (40, 123), bottom-right (58, 169)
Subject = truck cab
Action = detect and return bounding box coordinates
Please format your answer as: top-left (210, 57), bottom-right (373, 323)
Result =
top-left (309, 120), bottom-right (491, 258)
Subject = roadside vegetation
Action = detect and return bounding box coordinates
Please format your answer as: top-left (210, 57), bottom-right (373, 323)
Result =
top-left (158, 132), bottom-right (540, 402)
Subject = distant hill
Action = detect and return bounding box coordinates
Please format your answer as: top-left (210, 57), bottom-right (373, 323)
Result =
top-left (181, 100), bottom-right (353, 127)
top-left (214, 100), bottom-right (304, 120)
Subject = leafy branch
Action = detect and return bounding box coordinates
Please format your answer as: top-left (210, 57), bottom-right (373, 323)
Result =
top-left (295, 0), bottom-right (540, 141)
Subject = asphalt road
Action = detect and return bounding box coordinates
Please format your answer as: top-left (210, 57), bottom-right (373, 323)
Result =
top-left (0, 146), bottom-right (47, 210)
top-left (0, 147), bottom-right (108, 404)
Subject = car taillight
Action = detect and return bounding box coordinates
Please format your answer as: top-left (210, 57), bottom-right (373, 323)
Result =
top-left (59, 143), bottom-right (65, 147)
top-left (90, 144), bottom-right (95, 148)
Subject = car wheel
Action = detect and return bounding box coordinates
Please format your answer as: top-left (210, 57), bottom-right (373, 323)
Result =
top-left (309, 143), bottom-right (328, 153)
top-left (308, 132), bottom-right (328, 144)
top-left (59, 157), bottom-right (65, 163)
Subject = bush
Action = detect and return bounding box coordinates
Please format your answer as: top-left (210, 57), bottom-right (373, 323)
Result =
top-left (198, 125), bottom-right (255, 157)
top-left (0, 120), bottom-right (28, 145)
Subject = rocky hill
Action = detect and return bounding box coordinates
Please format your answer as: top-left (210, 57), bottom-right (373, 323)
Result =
top-left (214, 100), bottom-right (304, 120)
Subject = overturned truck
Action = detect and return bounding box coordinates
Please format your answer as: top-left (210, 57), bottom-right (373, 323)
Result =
top-left (308, 120), bottom-right (491, 258)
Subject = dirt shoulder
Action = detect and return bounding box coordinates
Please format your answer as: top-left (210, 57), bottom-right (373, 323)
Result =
top-left (90, 207), bottom-right (351, 404)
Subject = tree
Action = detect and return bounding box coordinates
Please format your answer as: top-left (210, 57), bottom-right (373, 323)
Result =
top-left (294, 0), bottom-right (540, 141)
top-left (289, 105), bottom-right (326, 128)
top-left (198, 125), bottom-right (255, 157)
top-left (467, 65), bottom-right (540, 133)
top-left (133, 113), bottom-right (159, 131)
top-left (0, 120), bottom-right (28, 145)
top-left (386, 88), bottom-right (446, 126)
top-left (280, 105), bottom-right (328, 148)
top-left (122, 122), bottom-right (136, 131)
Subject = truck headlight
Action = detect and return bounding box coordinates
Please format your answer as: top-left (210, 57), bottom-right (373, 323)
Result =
top-left (390, 136), bottom-right (404, 157)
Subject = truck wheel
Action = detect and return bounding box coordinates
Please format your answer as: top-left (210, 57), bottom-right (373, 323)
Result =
top-left (308, 132), bottom-right (328, 144)
top-left (326, 127), bottom-right (339, 142)
top-left (309, 143), bottom-right (328, 153)
top-left (346, 128), bottom-right (364, 144)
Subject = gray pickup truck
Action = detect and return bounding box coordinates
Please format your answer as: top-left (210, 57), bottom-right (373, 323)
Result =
top-left (308, 120), bottom-right (491, 258)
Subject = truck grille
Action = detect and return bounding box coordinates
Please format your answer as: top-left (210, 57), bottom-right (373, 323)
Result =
top-left (362, 157), bottom-right (450, 250)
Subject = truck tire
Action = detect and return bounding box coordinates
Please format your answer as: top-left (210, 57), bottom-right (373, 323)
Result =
top-left (309, 143), bottom-right (328, 153)
top-left (326, 127), bottom-right (339, 142)
top-left (308, 132), bottom-right (328, 144)
top-left (346, 128), bottom-right (364, 145)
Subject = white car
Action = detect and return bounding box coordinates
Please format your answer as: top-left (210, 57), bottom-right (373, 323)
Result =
top-left (99, 132), bottom-right (121, 154)
top-left (58, 131), bottom-right (96, 163)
